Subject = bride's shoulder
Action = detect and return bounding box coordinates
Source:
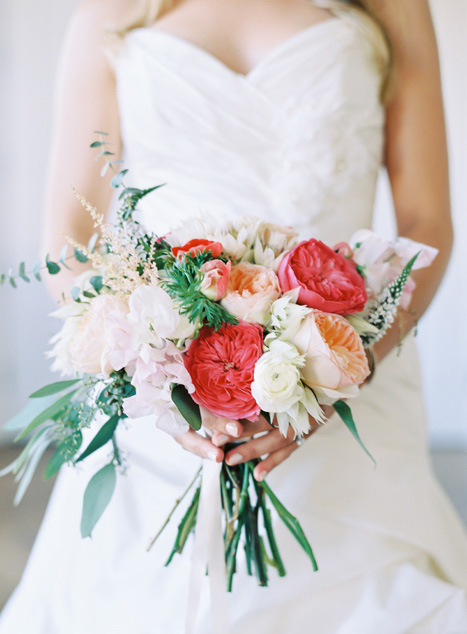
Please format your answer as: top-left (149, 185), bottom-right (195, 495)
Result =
top-left (69, 0), bottom-right (139, 33)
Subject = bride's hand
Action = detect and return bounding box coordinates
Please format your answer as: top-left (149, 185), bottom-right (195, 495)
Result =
top-left (212, 406), bottom-right (334, 481)
top-left (174, 406), bottom-right (254, 463)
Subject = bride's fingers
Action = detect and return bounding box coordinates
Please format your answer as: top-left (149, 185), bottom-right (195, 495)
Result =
top-left (175, 429), bottom-right (224, 462)
top-left (200, 406), bottom-right (243, 438)
top-left (225, 429), bottom-right (293, 466)
top-left (253, 443), bottom-right (299, 481)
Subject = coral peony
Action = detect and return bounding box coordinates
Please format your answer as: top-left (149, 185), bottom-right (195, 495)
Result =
top-left (278, 239), bottom-right (367, 315)
top-left (172, 239), bottom-right (223, 258)
top-left (288, 310), bottom-right (370, 403)
top-left (184, 321), bottom-right (263, 421)
top-left (221, 262), bottom-right (281, 326)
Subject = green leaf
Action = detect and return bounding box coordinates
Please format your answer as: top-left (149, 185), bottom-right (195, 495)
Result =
top-left (74, 248), bottom-right (88, 263)
top-left (81, 463), bottom-right (116, 538)
top-left (90, 141), bottom-right (105, 148)
top-left (333, 400), bottom-right (375, 465)
top-left (110, 169), bottom-right (128, 189)
top-left (15, 390), bottom-right (78, 441)
top-left (171, 385), bottom-right (202, 431)
top-left (43, 446), bottom-right (68, 479)
top-left (89, 276), bottom-right (103, 293)
top-left (93, 131), bottom-right (109, 136)
top-left (76, 414), bottom-right (120, 463)
top-left (100, 162), bottom-right (110, 177)
top-left (2, 394), bottom-right (58, 431)
top-left (71, 286), bottom-right (81, 301)
top-left (29, 380), bottom-right (80, 399)
top-left (82, 290), bottom-right (95, 299)
top-left (18, 262), bottom-right (30, 283)
top-left (32, 261), bottom-right (42, 281)
top-left (9, 275), bottom-right (17, 288)
top-left (0, 273), bottom-right (6, 285)
top-left (45, 256), bottom-right (61, 275)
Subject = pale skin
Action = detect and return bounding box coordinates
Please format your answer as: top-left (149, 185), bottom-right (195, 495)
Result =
top-left (42, 0), bottom-right (453, 481)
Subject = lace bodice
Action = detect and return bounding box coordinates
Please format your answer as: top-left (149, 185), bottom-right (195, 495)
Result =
top-left (116, 14), bottom-right (385, 243)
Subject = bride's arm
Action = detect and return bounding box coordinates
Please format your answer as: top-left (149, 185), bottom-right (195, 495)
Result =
top-left (214, 0), bottom-right (452, 479)
top-left (42, 0), bottom-right (132, 301)
top-left (370, 0), bottom-right (453, 362)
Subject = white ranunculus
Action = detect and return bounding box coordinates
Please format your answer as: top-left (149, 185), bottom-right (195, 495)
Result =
top-left (251, 340), bottom-right (305, 415)
top-left (268, 291), bottom-right (311, 339)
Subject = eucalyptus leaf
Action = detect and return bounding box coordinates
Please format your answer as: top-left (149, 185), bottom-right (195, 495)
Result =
top-left (0, 273), bottom-right (5, 285)
top-left (90, 141), bottom-right (104, 148)
top-left (76, 414), bottom-right (120, 463)
top-left (2, 394), bottom-right (58, 431)
top-left (9, 276), bottom-right (17, 288)
top-left (43, 447), bottom-right (68, 480)
top-left (171, 385), bottom-right (201, 431)
top-left (110, 169), bottom-right (128, 189)
top-left (333, 400), bottom-right (375, 465)
top-left (29, 380), bottom-right (80, 399)
top-left (71, 286), bottom-right (81, 301)
top-left (45, 258), bottom-right (61, 275)
top-left (89, 276), bottom-right (103, 293)
top-left (81, 463), bottom-right (117, 538)
top-left (32, 261), bottom-right (42, 282)
top-left (18, 262), bottom-right (30, 283)
top-left (15, 389), bottom-right (78, 441)
top-left (92, 131), bottom-right (109, 136)
top-left (74, 248), bottom-right (88, 263)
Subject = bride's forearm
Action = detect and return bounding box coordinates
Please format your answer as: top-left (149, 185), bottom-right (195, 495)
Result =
top-left (373, 217), bottom-right (453, 363)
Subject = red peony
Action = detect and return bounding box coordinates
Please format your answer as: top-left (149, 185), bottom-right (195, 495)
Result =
top-left (278, 239), bottom-right (367, 315)
top-left (172, 239), bottom-right (223, 258)
top-left (184, 322), bottom-right (263, 421)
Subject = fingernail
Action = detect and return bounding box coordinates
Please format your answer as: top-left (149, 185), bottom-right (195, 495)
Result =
top-left (208, 450), bottom-right (219, 462)
top-left (256, 470), bottom-right (266, 481)
top-left (213, 434), bottom-right (230, 446)
top-left (226, 423), bottom-right (239, 437)
top-left (227, 453), bottom-right (243, 466)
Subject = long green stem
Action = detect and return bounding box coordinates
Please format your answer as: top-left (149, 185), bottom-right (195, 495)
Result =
top-left (147, 466), bottom-right (202, 552)
top-left (165, 485), bottom-right (201, 565)
top-left (247, 462), bottom-right (318, 572)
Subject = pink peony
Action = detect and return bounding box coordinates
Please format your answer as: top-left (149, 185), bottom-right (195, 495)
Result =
top-left (221, 262), bottom-right (281, 326)
top-left (199, 259), bottom-right (231, 301)
top-left (184, 322), bottom-right (263, 421)
top-left (278, 239), bottom-right (367, 315)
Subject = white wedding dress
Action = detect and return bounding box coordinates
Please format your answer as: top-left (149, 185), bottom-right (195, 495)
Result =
top-left (2, 11), bottom-right (467, 634)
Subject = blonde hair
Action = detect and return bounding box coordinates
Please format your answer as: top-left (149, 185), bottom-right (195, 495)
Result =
top-left (114, 0), bottom-right (393, 101)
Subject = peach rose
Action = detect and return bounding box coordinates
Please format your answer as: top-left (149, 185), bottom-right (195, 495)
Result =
top-left (221, 262), bottom-right (281, 326)
top-left (70, 295), bottom-right (129, 376)
top-left (288, 310), bottom-right (369, 404)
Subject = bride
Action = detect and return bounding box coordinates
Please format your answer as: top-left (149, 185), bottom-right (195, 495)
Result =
top-left (1, 0), bottom-right (467, 631)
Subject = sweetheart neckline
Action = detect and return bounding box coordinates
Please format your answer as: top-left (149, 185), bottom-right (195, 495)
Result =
top-left (129, 16), bottom-right (343, 81)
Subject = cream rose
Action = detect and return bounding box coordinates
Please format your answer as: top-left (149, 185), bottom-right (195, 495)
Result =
top-left (221, 262), bottom-right (281, 326)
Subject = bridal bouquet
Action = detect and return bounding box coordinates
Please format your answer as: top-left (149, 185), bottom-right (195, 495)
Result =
top-left (1, 157), bottom-right (437, 590)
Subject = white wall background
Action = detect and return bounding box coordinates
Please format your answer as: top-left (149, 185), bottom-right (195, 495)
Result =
top-left (0, 0), bottom-right (466, 446)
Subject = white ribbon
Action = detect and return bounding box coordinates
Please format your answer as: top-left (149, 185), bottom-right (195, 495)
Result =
top-left (185, 459), bottom-right (230, 634)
